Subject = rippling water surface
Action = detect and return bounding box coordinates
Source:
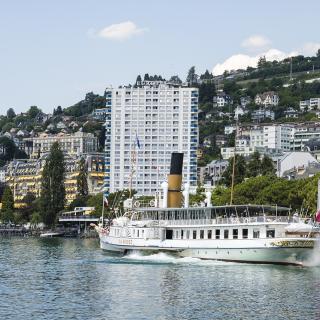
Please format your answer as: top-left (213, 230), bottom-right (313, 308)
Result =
top-left (0, 237), bottom-right (319, 320)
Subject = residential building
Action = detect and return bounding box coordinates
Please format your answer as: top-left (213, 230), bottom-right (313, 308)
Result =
top-left (275, 151), bottom-right (318, 177)
top-left (234, 106), bottom-right (246, 120)
top-left (292, 123), bottom-right (320, 151)
top-left (240, 96), bottom-right (252, 108)
top-left (251, 108), bottom-right (275, 122)
top-left (213, 92), bottom-right (233, 107)
top-left (24, 131), bottom-right (97, 158)
top-left (249, 124), bottom-right (294, 151)
top-left (254, 91), bottom-right (279, 107)
top-left (284, 108), bottom-right (299, 119)
top-left (35, 112), bottom-right (52, 124)
top-left (202, 159), bottom-right (229, 187)
top-left (299, 98), bottom-right (320, 111)
top-left (104, 81), bottom-right (198, 196)
top-left (304, 138), bottom-right (320, 160)
top-left (282, 162), bottom-right (320, 180)
top-left (236, 135), bottom-right (250, 148)
top-left (221, 146), bottom-right (255, 159)
top-left (224, 125), bottom-right (236, 135)
top-left (92, 108), bottom-right (109, 121)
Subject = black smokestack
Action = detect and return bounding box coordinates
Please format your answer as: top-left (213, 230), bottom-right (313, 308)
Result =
top-left (170, 152), bottom-right (183, 175)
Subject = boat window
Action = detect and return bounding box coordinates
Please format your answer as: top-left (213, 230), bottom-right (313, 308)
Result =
top-left (193, 230), bottom-right (197, 239)
top-left (233, 229), bottom-right (238, 239)
top-left (137, 230), bottom-right (139, 237)
top-left (208, 230), bottom-right (212, 239)
top-left (181, 230), bottom-right (184, 239)
top-left (166, 229), bottom-right (173, 240)
top-left (266, 229), bottom-right (275, 238)
top-left (253, 230), bottom-right (260, 238)
top-left (215, 229), bottom-right (220, 239)
top-left (176, 230), bottom-right (179, 239)
top-left (242, 229), bottom-right (248, 239)
top-left (200, 230), bottom-right (204, 239)
top-left (187, 230), bottom-right (190, 239)
top-left (142, 230), bottom-right (144, 236)
top-left (224, 229), bottom-right (229, 239)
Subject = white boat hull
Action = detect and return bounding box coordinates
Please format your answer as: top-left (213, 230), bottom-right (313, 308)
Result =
top-left (99, 235), bottom-right (318, 266)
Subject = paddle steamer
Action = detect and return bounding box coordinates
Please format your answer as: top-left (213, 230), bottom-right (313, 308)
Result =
top-left (97, 153), bottom-right (320, 266)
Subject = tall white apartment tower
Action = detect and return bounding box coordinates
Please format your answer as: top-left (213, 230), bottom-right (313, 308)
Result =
top-left (104, 81), bottom-right (198, 196)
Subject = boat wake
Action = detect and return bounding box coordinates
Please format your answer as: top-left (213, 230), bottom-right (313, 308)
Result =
top-left (305, 242), bottom-right (320, 267)
top-left (122, 251), bottom-right (235, 266)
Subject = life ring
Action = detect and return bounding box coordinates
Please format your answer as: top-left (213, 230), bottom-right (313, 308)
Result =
top-left (134, 200), bottom-right (140, 208)
top-left (149, 200), bottom-right (155, 207)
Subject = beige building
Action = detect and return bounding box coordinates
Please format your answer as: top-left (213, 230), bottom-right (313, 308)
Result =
top-left (24, 131), bottom-right (97, 158)
top-left (4, 153), bottom-right (104, 208)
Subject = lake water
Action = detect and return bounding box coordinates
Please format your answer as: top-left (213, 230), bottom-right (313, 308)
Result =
top-left (0, 237), bottom-right (319, 320)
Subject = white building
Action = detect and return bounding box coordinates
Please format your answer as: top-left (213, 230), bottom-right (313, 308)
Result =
top-left (254, 91), bottom-right (279, 107)
top-left (292, 123), bottom-right (320, 150)
top-left (224, 125), bottom-right (236, 135)
top-left (104, 81), bottom-right (198, 196)
top-left (213, 92), bottom-right (233, 107)
top-left (234, 106), bottom-right (246, 120)
top-left (284, 108), bottom-right (299, 119)
top-left (92, 108), bottom-right (109, 121)
top-left (251, 108), bottom-right (275, 121)
top-left (299, 98), bottom-right (320, 111)
top-left (221, 146), bottom-right (255, 159)
top-left (276, 152), bottom-right (318, 177)
top-left (249, 124), bottom-right (294, 152)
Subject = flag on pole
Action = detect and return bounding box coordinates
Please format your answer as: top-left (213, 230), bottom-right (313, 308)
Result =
top-left (104, 195), bottom-right (109, 207)
top-left (135, 132), bottom-right (141, 149)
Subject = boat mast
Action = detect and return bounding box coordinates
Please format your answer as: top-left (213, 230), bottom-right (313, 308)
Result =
top-left (230, 121), bottom-right (238, 205)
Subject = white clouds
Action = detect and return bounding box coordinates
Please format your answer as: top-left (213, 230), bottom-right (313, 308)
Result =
top-left (241, 35), bottom-right (271, 51)
top-left (212, 34), bottom-right (320, 75)
top-left (212, 48), bottom-right (298, 75)
top-left (300, 42), bottom-right (320, 56)
top-left (97, 21), bottom-right (147, 41)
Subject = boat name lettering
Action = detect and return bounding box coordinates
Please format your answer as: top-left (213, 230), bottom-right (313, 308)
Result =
top-left (270, 240), bottom-right (314, 248)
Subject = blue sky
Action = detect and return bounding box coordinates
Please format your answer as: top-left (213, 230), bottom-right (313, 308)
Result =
top-left (0, 0), bottom-right (319, 114)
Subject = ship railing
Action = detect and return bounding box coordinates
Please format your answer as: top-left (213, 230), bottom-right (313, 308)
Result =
top-left (164, 216), bottom-right (292, 226)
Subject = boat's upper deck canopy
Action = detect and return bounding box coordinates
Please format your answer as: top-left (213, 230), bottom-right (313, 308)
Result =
top-left (129, 205), bottom-right (291, 221)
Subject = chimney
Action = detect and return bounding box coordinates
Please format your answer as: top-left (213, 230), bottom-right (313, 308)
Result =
top-left (167, 153), bottom-right (184, 208)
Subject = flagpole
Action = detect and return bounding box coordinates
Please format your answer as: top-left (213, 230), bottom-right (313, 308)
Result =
top-left (101, 193), bottom-right (105, 227)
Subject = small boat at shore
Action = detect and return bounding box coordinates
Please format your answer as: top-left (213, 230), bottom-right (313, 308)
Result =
top-left (96, 153), bottom-right (320, 266)
top-left (40, 231), bottom-right (65, 238)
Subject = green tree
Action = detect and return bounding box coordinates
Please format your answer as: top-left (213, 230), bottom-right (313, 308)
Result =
top-left (77, 157), bottom-right (88, 197)
top-left (221, 155), bottom-right (246, 187)
top-left (257, 56), bottom-right (267, 68)
top-left (261, 155), bottom-right (276, 176)
top-left (21, 192), bottom-right (36, 221)
top-left (40, 142), bottom-right (65, 227)
top-left (189, 185), bottom-right (206, 205)
top-left (169, 75), bottom-right (182, 84)
top-left (27, 106), bottom-right (41, 118)
top-left (247, 151), bottom-right (261, 177)
top-left (1, 186), bottom-right (14, 223)
top-left (186, 66), bottom-right (197, 84)
top-left (6, 108), bottom-right (16, 120)
top-left (135, 75), bottom-right (142, 86)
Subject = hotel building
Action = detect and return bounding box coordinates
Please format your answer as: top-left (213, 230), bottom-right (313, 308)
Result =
top-left (24, 131), bottom-right (97, 158)
top-left (104, 81), bottom-right (198, 196)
